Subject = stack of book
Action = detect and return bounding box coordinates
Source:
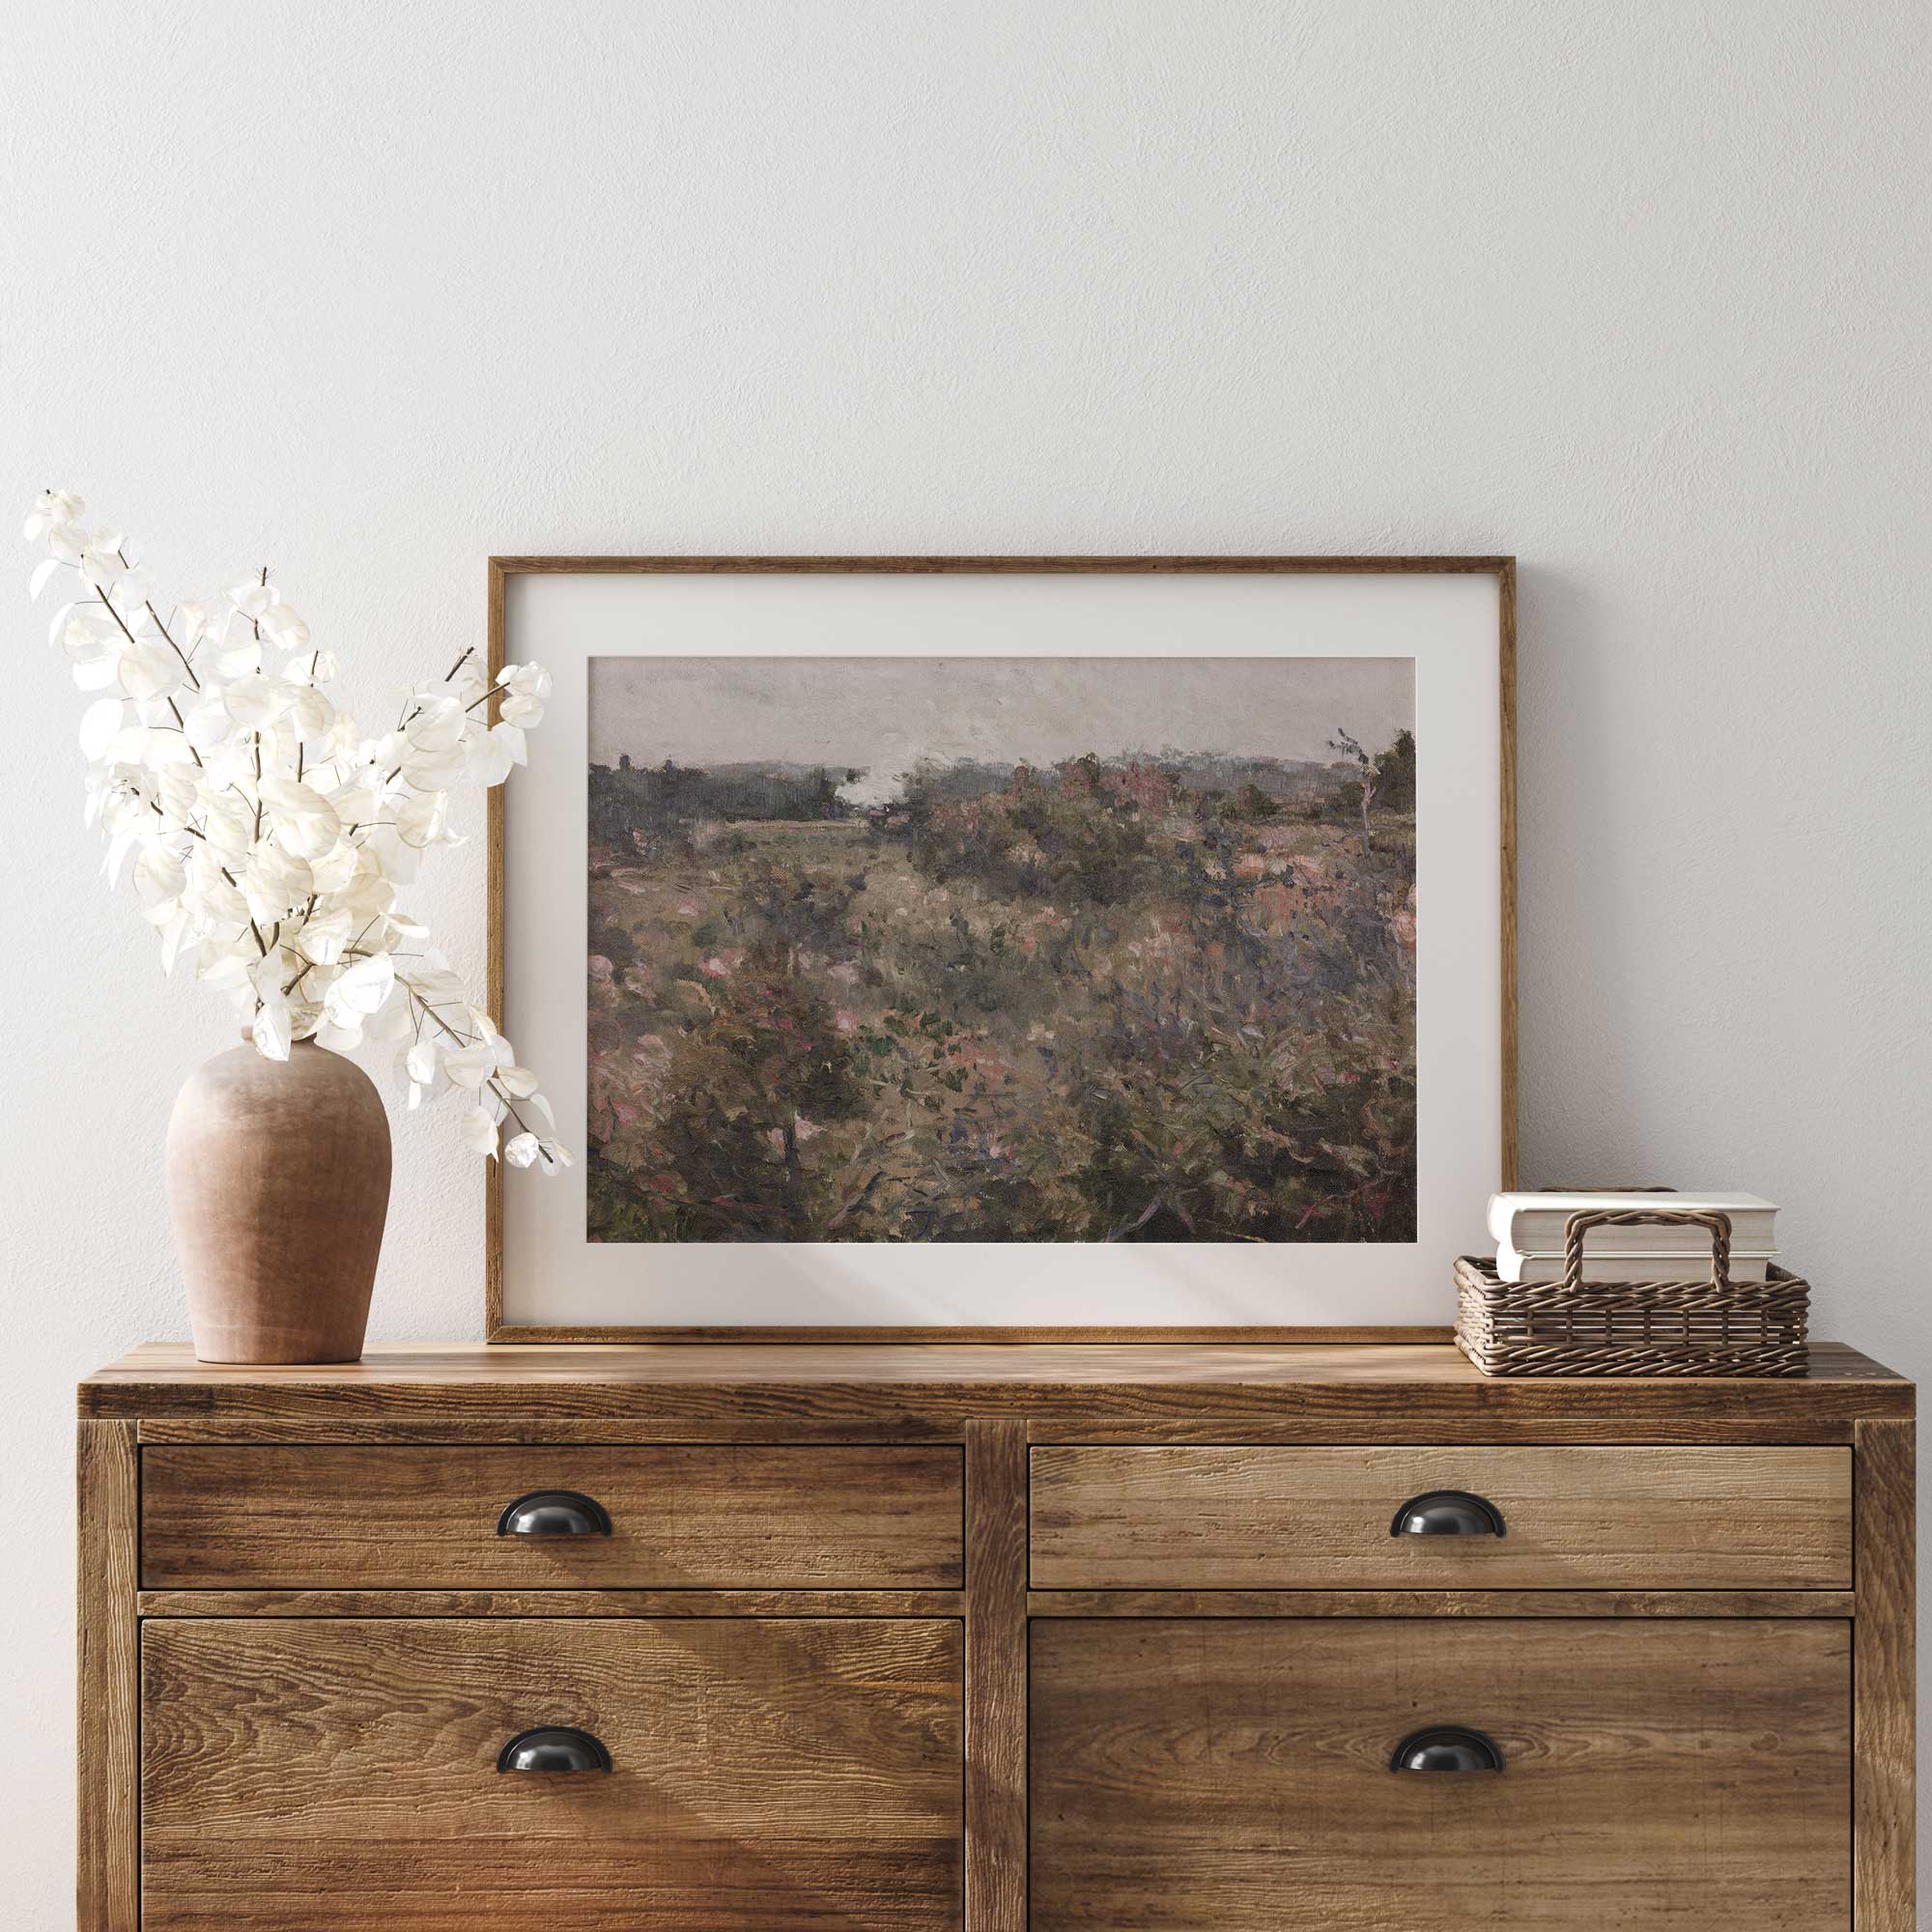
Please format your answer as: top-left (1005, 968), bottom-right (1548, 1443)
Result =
top-left (1487, 1190), bottom-right (1779, 1284)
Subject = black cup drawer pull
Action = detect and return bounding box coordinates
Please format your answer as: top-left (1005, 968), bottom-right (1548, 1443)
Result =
top-left (1390, 1726), bottom-right (1506, 1775)
top-left (496, 1490), bottom-right (613, 1537)
top-left (497, 1726), bottom-right (612, 1774)
top-left (1389, 1490), bottom-right (1507, 1538)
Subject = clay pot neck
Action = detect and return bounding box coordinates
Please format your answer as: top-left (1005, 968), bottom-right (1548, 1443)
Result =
top-left (237, 1027), bottom-right (327, 1050)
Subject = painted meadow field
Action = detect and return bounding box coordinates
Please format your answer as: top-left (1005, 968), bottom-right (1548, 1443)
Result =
top-left (584, 658), bottom-right (1417, 1245)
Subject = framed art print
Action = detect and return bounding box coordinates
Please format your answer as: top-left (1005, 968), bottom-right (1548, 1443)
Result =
top-left (487, 557), bottom-right (1515, 1340)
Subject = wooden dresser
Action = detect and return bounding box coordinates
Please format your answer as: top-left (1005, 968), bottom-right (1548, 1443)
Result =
top-left (78, 1339), bottom-right (1915, 1929)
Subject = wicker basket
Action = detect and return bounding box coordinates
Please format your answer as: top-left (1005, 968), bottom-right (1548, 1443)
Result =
top-left (1456, 1208), bottom-right (1809, 1378)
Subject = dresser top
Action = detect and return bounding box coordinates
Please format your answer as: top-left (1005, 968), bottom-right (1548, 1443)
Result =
top-left (79, 1339), bottom-right (1910, 1435)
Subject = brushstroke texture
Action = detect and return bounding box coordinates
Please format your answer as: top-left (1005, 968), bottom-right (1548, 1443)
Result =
top-left (585, 662), bottom-right (1416, 1244)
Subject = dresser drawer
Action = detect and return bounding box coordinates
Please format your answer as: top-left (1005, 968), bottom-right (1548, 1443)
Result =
top-left (141, 1443), bottom-right (963, 1588)
top-left (1029, 1445), bottom-right (1851, 1588)
top-left (142, 1616), bottom-right (962, 1931)
top-left (1033, 1617), bottom-right (1850, 1931)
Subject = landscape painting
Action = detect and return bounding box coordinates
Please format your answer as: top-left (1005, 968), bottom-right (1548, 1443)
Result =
top-left (585, 655), bottom-right (1417, 1246)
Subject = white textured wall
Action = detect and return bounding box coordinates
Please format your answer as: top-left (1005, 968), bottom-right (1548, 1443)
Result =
top-left (3, 0), bottom-right (1926, 1913)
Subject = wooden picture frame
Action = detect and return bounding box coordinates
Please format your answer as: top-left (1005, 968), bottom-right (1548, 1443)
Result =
top-left (485, 555), bottom-right (1516, 1344)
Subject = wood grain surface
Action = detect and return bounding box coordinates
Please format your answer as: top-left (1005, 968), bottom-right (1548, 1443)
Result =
top-left (141, 1442), bottom-right (963, 1589)
top-left (1027, 1587), bottom-right (1857, 1619)
top-left (142, 1616), bottom-right (963, 1931)
top-left (78, 1342), bottom-right (1911, 1440)
top-left (136, 1587), bottom-right (966, 1619)
top-left (1030, 1444), bottom-right (1853, 1589)
top-left (964, 1423), bottom-right (1027, 1932)
top-left (76, 1421), bottom-right (138, 1932)
top-left (135, 1415), bottom-right (962, 1444)
top-left (1855, 1418), bottom-right (1916, 1931)
top-left (1032, 1617), bottom-right (1851, 1931)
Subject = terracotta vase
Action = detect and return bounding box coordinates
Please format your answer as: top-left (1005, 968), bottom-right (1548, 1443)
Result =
top-left (166, 1037), bottom-right (392, 1363)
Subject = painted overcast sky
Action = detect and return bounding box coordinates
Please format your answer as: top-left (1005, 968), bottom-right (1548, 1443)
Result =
top-left (588, 656), bottom-right (1413, 776)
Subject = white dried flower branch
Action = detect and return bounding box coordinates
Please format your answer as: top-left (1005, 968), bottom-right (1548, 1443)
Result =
top-left (28, 490), bottom-right (570, 1172)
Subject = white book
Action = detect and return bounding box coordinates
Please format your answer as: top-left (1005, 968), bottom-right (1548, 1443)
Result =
top-left (1488, 1191), bottom-right (1777, 1254)
top-left (1495, 1238), bottom-right (1775, 1286)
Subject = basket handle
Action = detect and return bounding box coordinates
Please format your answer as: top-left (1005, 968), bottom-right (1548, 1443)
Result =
top-left (1561, 1209), bottom-right (1734, 1291)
